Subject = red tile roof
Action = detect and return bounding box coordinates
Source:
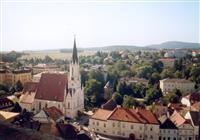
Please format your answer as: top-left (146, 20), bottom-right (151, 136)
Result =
top-left (92, 107), bottom-right (159, 124)
top-left (23, 82), bottom-right (38, 94)
top-left (35, 73), bottom-right (67, 102)
top-left (44, 106), bottom-right (64, 122)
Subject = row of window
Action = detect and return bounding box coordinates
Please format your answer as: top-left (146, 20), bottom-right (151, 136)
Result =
top-left (92, 121), bottom-right (154, 131)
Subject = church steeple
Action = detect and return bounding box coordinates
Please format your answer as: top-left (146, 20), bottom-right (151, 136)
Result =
top-left (72, 37), bottom-right (78, 64)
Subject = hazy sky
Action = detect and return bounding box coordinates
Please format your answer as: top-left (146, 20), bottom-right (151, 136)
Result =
top-left (0, 0), bottom-right (199, 51)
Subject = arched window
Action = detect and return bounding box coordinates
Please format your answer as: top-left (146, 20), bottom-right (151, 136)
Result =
top-left (68, 102), bottom-right (70, 109)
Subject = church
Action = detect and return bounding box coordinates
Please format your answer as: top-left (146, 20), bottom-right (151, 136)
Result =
top-left (19, 38), bottom-right (84, 118)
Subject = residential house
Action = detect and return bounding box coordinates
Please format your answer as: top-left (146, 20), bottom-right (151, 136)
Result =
top-left (159, 116), bottom-right (178, 140)
top-left (159, 78), bottom-right (195, 95)
top-left (184, 111), bottom-right (200, 140)
top-left (89, 107), bottom-right (159, 140)
top-left (159, 58), bottom-right (176, 68)
top-left (170, 111), bottom-right (194, 140)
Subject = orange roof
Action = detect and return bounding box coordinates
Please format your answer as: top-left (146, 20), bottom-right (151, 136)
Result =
top-left (192, 102), bottom-right (200, 110)
top-left (92, 107), bottom-right (159, 124)
top-left (170, 111), bottom-right (192, 127)
top-left (91, 109), bottom-right (112, 121)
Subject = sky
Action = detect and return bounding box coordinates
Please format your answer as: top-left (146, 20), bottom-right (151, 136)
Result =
top-left (0, 0), bottom-right (199, 51)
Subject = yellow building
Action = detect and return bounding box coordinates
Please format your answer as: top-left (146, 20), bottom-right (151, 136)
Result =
top-left (0, 68), bottom-right (32, 86)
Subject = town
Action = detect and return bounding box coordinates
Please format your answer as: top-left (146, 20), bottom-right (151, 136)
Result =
top-left (0, 38), bottom-right (199, 140)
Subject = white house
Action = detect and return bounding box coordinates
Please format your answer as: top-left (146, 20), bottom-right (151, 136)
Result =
top-left (159, 78), bottom-right (195, 95)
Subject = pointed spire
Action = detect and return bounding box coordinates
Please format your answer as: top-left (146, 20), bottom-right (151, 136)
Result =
top-left (72, 36), bottom-right (78, 64)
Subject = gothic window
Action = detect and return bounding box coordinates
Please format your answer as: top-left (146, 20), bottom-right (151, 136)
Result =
top-left (68, 102), bottom-right (70, 109)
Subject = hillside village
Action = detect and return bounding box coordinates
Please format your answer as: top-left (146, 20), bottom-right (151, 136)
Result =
top-left (0, 40), bottom-right (200, 140)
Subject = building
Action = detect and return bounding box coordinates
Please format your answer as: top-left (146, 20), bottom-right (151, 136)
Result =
top-left (184, 111), bottom-right (200, 140)
top-left (181, 93), bottom-right (200, 107)
top-left (19, 82), bottom-right (38, 111)
top-left (32, 63), bottom-right (61, 74)
top-left (192, 50), bottom-right (200, 57)
top-left (0, 68), bottom-right (32, 86)
top-left (0, 111), bottom-right (19, 122)
top-left (33, 106), bottom-right (64, 123)
top-left (159, 116), bottom-right (178, 140)
top-left (89, 107), bottom-right (159, 140)
top-left (159, 78), bottom-right (195, 95)
top-left (0, 98), bottom-right (14, 111)
top-left (170, 111), bottom-right (194, 140)
top-left (19, 38), bottom-right (84, 118)
top-left (164, 49), bottom-right (188, 58)
top-left (159, 58), bottom-right (175, 68)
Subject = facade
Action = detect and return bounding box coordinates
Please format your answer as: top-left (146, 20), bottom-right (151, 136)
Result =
top-left (89, 107), bottom-right (160, 140)
top-left (159, 117), bottom-right (178, 140)
top-left (170, 111), bottom-right (194, 140)
top-left (20, 38), bottom-right (84, 118)
top-left (159, 58), bottom-right (175, 68)
top-left (0, 68), bottom-right (32, 86)
top-left (184, 111), bottom-right (200, 140)
top-left (159, 78), bottom-right (195, 95)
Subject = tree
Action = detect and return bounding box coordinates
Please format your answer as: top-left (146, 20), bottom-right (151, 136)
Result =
top-left (44, 55), bottom-right (53, 63)
top-left (15, 80), bottom-right (23, 92)
top-left (122, 95), bottom-right (143, 108)
top-left (112, 92), bottom-right (123, 105)
top-left (164, 92), bottom-right (179, 103)
top-left (190, 66), bottom-right (200, 83)
top-left (84, 79), bottom-right (104, 107)
top-left (145, 88), bottom-right (162, 105)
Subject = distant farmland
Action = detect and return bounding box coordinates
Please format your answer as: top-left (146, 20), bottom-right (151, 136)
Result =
top-left (20, 51), bottom-right (95, 60)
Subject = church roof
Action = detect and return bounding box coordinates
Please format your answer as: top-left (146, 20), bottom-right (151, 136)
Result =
top-left (35, 73), bottom-right (67, 102)
top-left (72, 37), bottom-right (78, 64)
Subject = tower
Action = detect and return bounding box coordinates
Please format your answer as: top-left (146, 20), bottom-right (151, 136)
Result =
top-left (65, 37), bottom-right (84, 118)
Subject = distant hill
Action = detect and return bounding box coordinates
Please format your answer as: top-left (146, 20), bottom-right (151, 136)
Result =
top-left (146, 41), bottom-right (200, 49)
top-left (22, 41), bottom-right (200, 53)
top-left (83, 45), bottom-right (154, 52)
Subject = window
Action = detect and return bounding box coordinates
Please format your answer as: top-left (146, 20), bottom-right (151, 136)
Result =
top-left (122, 124), bottom-right (125, 128)
top-left (68, 102), bottom-right (70, 108)
top-left (45, 103), bottom-right (48, 108)
top-left (163, 137), bottom-right (166, 140)
top-left (104, 123), bottom-right (106, 127)
top-left (58, 104), bottom-right (60, 109)
top-left (173, 138), bottom-right (176, 140)
top-left (188, 137), bottom-right (192, 140)
top-left (131, 125), bottom-right (134, 129)
top-left (112, 122), bottom-right (115, 127)
top-left (97, 122), bottom-right (99, 126)
top-left (39, 102), bottom-right (41, 110)
top-left (168, 137), bottom-right (170, 140)
top-left (150, 135), bottom-right (153, 139)
top-left (150, 127), bottom-right (153, 131)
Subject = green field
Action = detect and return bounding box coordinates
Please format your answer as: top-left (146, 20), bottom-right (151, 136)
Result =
top-left (20, 51), bottom-right (94, 60)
